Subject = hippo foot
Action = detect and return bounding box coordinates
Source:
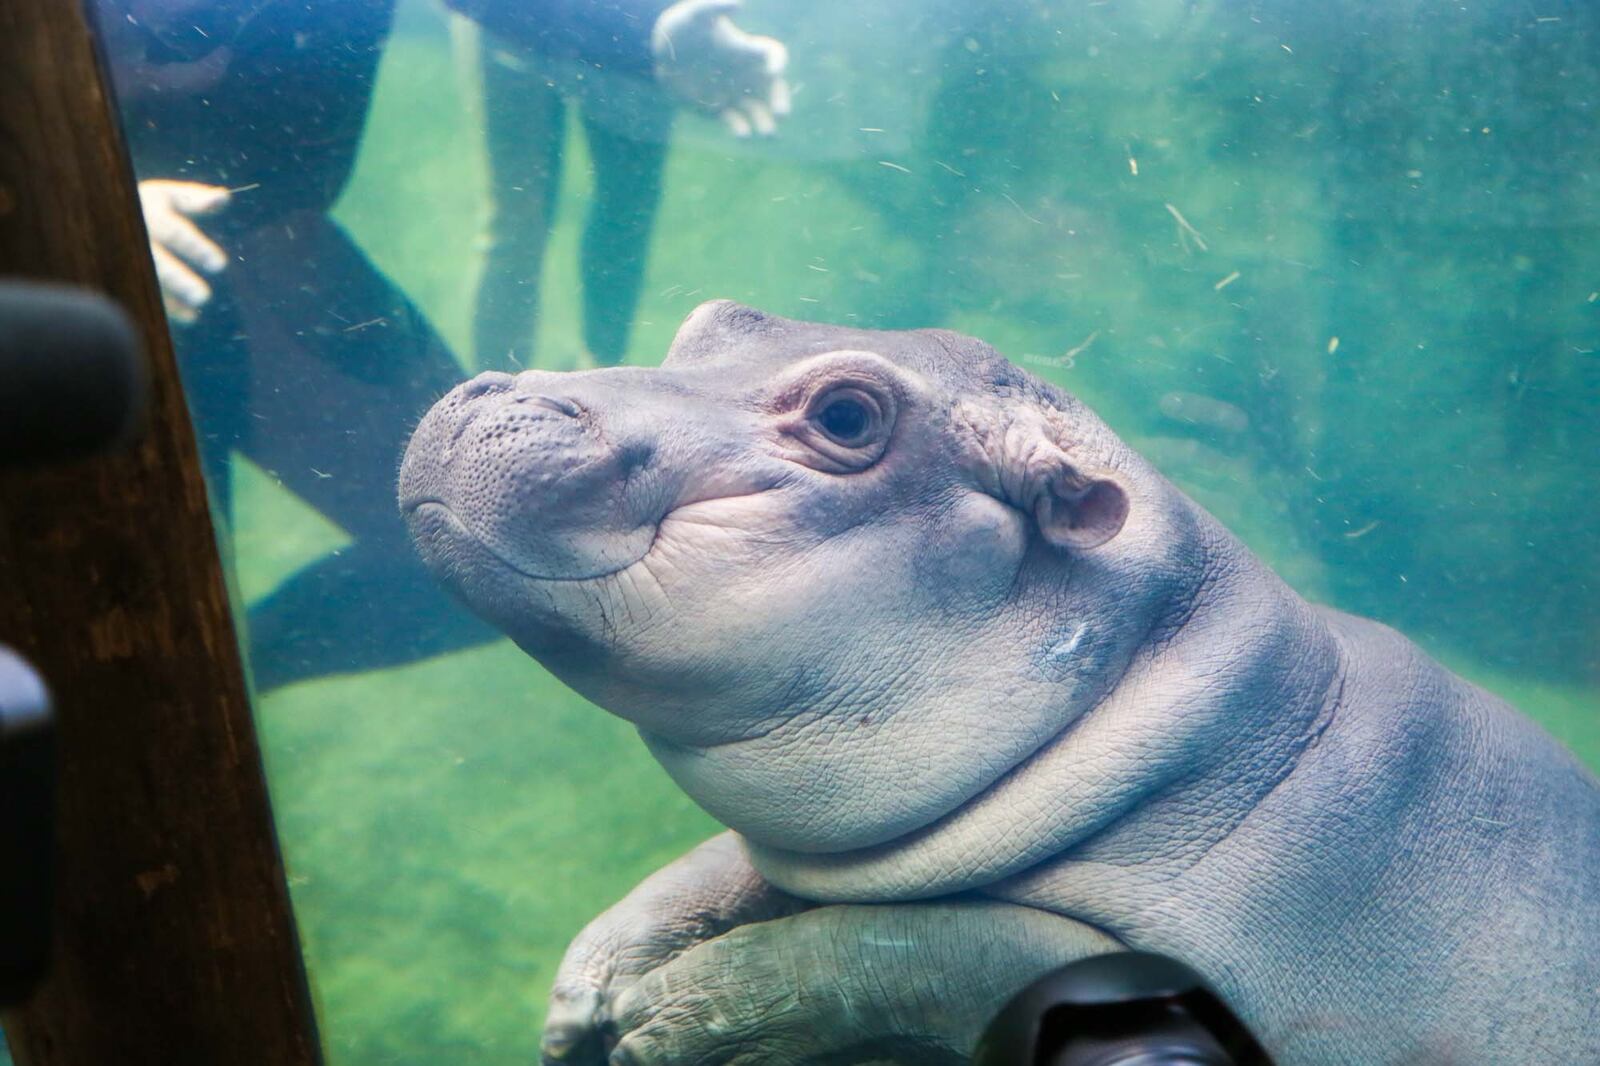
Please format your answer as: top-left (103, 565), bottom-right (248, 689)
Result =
top-left (541, 833), bottom-right (808, 1064)
top-left (541, 835), bottom-right (1123, 1066)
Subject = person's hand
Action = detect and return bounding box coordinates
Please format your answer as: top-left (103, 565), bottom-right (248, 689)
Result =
top-left (137, 180), bottom-right (231, 325)
top-left (651, 0), bottom-right (790, 138)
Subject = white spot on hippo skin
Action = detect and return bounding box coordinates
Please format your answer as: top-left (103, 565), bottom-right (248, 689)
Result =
top-left (1041, 623), bottom-right (1093, 679)
top-left (860, 936), bottom-right (913, 949)
top-left (1049, 624), bottom-right (1088, 662)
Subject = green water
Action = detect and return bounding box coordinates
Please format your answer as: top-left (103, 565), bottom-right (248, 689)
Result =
top-left (44, 1), bottom-right (1600, 1063)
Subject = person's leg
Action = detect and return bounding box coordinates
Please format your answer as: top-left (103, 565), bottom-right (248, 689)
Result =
top-left (577, 110), bottom-right (668, 364)
top-left (473, 35), bottom-right (566, 372)
top-left (169, 281), bottom-right (249, 509)
top-left (159, 278), bottom-right (252, 654)
top-left (226, 211), bottom-right (498, 692)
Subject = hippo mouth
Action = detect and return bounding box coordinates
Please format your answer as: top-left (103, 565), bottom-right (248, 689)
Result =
top-left (404, 499), bottom-right (658, 583)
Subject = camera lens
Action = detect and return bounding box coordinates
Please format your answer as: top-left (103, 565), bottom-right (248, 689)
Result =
top-left (1046, 1011), bottom-right (1235, 1066)
top-left (1048, 1032), bottom-right (1233, 1066)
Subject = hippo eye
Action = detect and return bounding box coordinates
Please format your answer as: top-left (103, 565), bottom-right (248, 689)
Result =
top-left (819, 397), bottom-right (869, 441)
top-left (811, 388), bottom-right (881, 447)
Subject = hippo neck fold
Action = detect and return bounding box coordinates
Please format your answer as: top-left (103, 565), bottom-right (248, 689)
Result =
top-left (744, 520), bottom-right (1346, 904)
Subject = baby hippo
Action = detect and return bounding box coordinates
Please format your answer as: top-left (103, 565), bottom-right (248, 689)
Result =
top-left (399, 301), bottom-right (1599, 1065)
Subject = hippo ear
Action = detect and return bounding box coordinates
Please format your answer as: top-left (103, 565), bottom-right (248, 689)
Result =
top-left (664, 300), bottom-right (772, 366)
top-left (1031, 461), bottom-right (1130, 551)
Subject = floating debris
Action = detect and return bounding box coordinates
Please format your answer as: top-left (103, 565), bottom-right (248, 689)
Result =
top-left (878, 160), bottom-right (911, 174)
top-left (1001, 192), bottom-right (1043, 225)
top-left (1159, 391), bottom-right (1249, 435)
top-left (1328, 336), bottom-right (1341, 354)
top-left (1063, 330), bottom-right (1100, 366)
top-left (1344, 520), bottom-right (1381, 540)
top-left (1018, 330), bottom-right (1099, 371)
top-left (1214, 271), bottom-right (1241, 291)
top-left (1164, 202), bottom-right (1209, 252)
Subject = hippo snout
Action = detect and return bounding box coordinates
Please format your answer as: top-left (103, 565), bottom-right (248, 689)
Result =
top-left (399, 370), bottom-right (663, 584)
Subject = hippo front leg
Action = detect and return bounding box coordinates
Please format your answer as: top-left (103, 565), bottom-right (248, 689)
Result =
top-left (542, 832), bottom-right (811, 1064)
top-left (607, 900), bottom-right (1124, 1066)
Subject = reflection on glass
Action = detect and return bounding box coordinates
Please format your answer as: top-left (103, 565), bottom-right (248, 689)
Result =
top-left (89, 0), bottom-right (1596, 1062)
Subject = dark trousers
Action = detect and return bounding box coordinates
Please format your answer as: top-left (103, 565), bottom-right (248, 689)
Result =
top-left (180, 210), bottom-right (496, 692)
top-left (472, 36), bottom-right (669, 370)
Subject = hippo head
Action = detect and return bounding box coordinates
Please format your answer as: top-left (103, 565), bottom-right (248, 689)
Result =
top-left (401, 302), bottom-right (1197, 855)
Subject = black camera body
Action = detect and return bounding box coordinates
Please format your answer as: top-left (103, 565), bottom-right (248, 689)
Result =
top-left (0, 649), bottom-right (53, 1008)
top-left (0, 279), bottom-right (143, 1008)
top-left (976, 951), bottom-right (1274, 1066)
top-left (0, 281), bottom-right (143, 469)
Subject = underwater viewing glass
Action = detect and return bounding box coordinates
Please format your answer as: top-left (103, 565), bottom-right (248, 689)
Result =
top-left (78, 0), bottom-right (1598, 1061)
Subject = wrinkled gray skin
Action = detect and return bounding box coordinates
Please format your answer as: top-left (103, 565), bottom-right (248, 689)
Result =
top-left (400, 301), bottom-right (1600, 1065)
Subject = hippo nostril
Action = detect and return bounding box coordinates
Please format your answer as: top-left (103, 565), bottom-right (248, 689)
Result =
top-left (462, 372), bottom-right (516, 398)
top-left (515, 393), bottom-right (582, 418)
top-left (442, 375), bottom-right (514, 454)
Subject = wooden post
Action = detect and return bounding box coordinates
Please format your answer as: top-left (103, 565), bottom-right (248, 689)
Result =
top-left (0, 1), bottom-right (322, 1062)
